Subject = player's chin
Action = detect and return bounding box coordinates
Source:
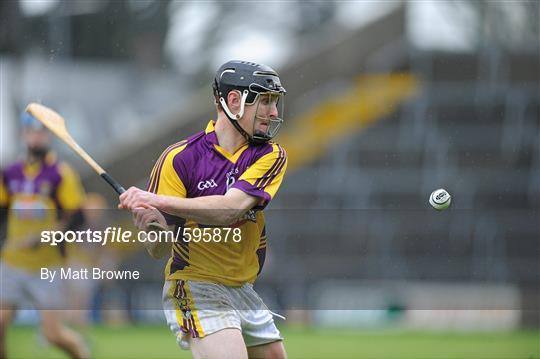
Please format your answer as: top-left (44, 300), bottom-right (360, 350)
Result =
top-left (254, 127), bottom-right (269, 137)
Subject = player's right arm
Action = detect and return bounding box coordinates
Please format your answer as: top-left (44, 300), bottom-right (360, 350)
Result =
top-left (122, 187), bottom-right (258, 226)
top-left (120, 143), bottom-right (287, 226)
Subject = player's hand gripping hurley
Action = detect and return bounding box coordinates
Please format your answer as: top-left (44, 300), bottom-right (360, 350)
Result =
top-left (25, 103), bottom-right (166, 232)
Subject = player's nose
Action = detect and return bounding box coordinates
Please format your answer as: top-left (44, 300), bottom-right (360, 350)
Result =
top-left (269, 103), bottom-right (279, 118)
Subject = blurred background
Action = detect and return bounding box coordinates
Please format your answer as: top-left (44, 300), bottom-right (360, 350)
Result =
top-left (1, 1), bottom-right (539, 358)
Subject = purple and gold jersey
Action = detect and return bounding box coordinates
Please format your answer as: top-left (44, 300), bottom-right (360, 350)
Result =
top-left (0, 153), bottom-right (85, 270)
top-left (147, 121), bottom-right (287, 286)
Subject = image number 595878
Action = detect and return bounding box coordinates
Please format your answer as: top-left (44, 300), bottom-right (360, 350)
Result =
top-left (182, 227), bottom-right (242, 243)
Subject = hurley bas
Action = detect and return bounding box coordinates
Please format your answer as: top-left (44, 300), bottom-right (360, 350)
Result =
top-left (41, 267), bottom-right (140, 282)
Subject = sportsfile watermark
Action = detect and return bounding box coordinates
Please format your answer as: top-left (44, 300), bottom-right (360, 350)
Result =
top-left (41, 226), bottom-right (243, 246)
top-left (1, 208), bottom-right (537, 311)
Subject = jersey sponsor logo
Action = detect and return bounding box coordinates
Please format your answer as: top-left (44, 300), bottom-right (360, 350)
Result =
top-left (8, 179), bottom-right (52, 196)
top-left (197, 179), bottom-right (218, 190)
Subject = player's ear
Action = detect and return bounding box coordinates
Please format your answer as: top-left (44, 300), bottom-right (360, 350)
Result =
top-left (227, 90), bottom-right (241, 112)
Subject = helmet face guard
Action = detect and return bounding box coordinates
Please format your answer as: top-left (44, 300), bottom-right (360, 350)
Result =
top-left (213, 61), bottom-right (286, 145)
top-left (251, 92), bottom-right (285, 144)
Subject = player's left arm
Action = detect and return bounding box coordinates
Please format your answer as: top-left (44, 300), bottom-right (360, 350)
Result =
top-left (120, 144), bottom-right (287, 226)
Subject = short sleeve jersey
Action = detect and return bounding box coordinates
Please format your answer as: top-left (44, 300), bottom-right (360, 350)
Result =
top-left (147, 121), bottom-right (287, 286)
top-left (0, 153), bottom-right (85, 270)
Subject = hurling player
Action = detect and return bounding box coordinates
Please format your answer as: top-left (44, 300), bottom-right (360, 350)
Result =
top-left (0, 112), bottom-right (90, 359)
top-left (119, 60), bottom-right (288, 359)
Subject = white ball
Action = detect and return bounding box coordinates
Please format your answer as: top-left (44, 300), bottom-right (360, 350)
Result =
top-left (429, 188), bottom-right (451, 210)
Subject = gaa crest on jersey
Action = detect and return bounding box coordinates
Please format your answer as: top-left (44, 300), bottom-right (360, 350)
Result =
top-left (226, 176), bottom-right (236, 191)
top-left (226, 167), bottom-right (239, 191)
top-left (197, 179), bottom-right (218, 190)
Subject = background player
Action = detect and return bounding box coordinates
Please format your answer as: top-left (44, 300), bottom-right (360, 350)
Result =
top-left (119, 60), bottom-right (288, 359)
top-left (0, 112), bottom-right (90, 359)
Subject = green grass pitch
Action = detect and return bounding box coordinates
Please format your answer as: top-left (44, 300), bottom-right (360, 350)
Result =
top-left (6, 325), bottom-right (539, 358)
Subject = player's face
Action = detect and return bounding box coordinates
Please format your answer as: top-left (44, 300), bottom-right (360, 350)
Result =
top-left (23, 127), bottom-right (51, 154)
top-left (253, 93), bottom-right (279, 131)
top-left (242, 93), bottom-right (283, 139)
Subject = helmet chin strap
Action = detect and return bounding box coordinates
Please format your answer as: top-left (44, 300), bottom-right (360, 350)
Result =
top-left (219, 90), bottom-right (264, 145)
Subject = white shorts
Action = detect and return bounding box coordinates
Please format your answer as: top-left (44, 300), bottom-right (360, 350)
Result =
top-left (162, 280), bottom-right (282, 347)
top-left (0, 262), bottom-right (65, 309)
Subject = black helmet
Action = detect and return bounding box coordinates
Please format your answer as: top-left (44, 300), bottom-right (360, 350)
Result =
top-left (212, 60), bottom-right (286, 145)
